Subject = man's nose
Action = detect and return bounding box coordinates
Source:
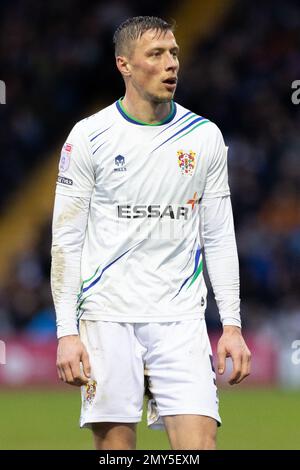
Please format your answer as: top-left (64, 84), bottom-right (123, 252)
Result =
top-left (165, 53), bottom-right (178, 71)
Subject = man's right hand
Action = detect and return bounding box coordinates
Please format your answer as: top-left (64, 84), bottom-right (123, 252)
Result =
top-left (56, 335), bottom-right (91, 386)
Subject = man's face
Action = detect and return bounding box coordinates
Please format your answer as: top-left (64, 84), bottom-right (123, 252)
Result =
top-left (125, 29), bottom-right (179, 103)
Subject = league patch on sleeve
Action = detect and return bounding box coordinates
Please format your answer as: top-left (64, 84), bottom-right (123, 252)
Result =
top-left (59, 142), bottom-right (73, 172)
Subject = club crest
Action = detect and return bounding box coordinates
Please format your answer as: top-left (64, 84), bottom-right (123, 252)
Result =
top-left (177, 150), bottom-right (196, 176)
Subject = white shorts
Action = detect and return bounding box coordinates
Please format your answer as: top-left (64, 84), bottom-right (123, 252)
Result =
top-left (79, 319), bottom-right (221, 429)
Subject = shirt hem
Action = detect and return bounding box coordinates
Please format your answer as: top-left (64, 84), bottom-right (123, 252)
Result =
top-left (79, 311), bottom-right (206, 323)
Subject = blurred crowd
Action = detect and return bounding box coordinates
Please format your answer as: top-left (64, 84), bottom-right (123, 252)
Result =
top-left (0, 0), bottom-right (139, 209)
top-left (0, 0), bottom-right (299, 336)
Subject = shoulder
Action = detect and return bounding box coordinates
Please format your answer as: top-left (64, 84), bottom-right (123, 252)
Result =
top-left (202, 121), bottom-right (225, 149)
top-left (70, 102), bottom-right (117, 139)
top-left (174, 102), bottom-right (223, 140)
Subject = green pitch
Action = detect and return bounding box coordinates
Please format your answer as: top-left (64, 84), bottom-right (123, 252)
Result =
top-left (0, 388), bottom-right (299, 450)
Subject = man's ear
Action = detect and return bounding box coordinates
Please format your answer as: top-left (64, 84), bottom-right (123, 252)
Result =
top-left (116, 56), bottom-right (131, 77)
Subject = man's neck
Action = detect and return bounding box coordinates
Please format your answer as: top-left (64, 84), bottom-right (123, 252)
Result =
top-left (121, 93), bottom-right (172, 125)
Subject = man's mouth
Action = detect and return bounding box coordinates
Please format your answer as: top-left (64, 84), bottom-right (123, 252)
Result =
top-left (162, 77), bottom-right (177, 91)
top-left (162, 77), bottom-right (177, 85)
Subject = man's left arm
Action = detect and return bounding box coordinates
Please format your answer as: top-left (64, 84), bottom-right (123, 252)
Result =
top-left (200, 125), bottom-right (251, 384)
top-left (200, 195), bottom-right (251, 384)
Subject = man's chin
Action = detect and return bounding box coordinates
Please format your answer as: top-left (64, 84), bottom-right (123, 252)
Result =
top-left (150, 92), bottom-right (175, 104)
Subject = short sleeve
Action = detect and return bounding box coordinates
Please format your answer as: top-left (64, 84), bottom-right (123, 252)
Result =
top-left (56, 122), bottom-right (94, 197)
top-left (202, 125), bottom-right (230, 199)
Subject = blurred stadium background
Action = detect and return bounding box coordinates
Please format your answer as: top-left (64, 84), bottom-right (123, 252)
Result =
top-left (0, 0), bottom-right (299, 449)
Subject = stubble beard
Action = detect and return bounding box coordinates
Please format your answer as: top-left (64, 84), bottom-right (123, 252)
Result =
top-left (146, 90), bottom-right (175, 104)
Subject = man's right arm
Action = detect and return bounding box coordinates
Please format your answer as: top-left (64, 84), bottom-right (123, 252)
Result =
top-left (51, 193), bottom-right (91, 385)
top-left (51, 193), bottom-right (90, 338)
top-left (51, 121), bottom-right (95, 385)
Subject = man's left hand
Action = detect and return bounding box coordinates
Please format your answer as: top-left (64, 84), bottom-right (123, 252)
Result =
top-left (217, 325), bottom-right (251, 385)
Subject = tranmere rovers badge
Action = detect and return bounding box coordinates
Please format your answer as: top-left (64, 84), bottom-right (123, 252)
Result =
top-left (85, 380), bottom-right (97, 405)
top-left (177, 150), bottom-right (196, 176)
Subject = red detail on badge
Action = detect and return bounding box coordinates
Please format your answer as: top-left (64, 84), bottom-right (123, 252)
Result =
top-left (64, 143), bottom-right (73, 153)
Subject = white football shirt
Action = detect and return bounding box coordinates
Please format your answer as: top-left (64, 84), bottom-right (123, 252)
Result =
top-left (55, 99), bottom-right (230, 323)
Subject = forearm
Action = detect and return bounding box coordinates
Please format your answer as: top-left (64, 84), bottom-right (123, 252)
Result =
top-left (51, 193), bottom-right (90, 338)
top-left (200, 195), bottom-right (241, 328)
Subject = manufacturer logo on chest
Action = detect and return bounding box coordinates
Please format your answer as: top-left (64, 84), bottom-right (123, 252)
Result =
top-left (114, 154), bottom-right (127, 172)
